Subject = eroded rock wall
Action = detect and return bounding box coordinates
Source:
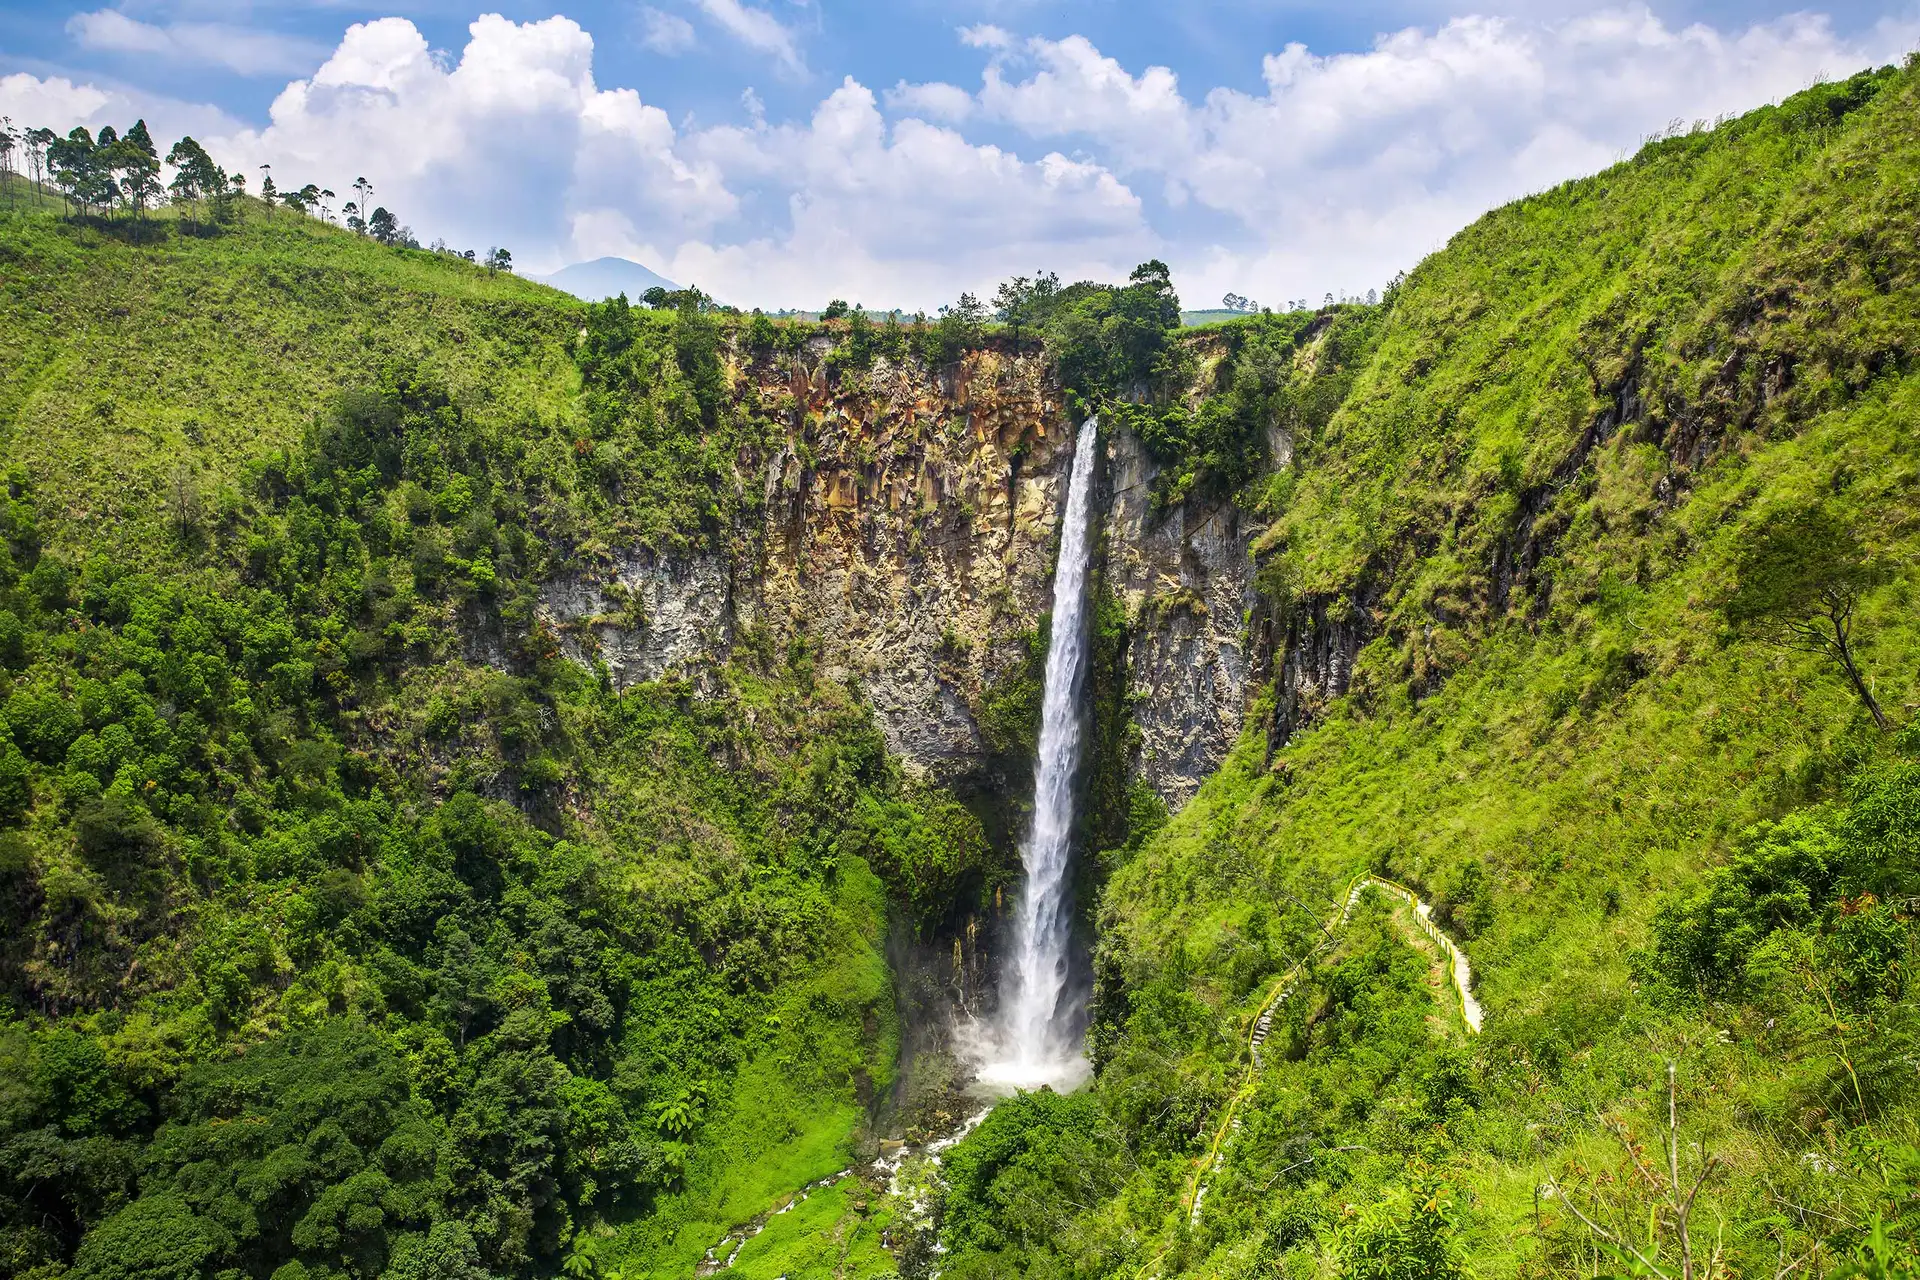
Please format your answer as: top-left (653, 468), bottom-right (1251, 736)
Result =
top-left (747, 349), bottom-right (1077, 779)
top-left (541, 555), bottom-right (732, 687)
top-left (1103, 432), bottom-right (1264, 808)
top-left (539, 338), bottom-right (1275, 809)
top-left (542, 343), bottom-right (1076, 784)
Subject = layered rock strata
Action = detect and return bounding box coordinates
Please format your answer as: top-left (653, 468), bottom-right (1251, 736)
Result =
top-left (541, 339), bottom-right (1269, 807)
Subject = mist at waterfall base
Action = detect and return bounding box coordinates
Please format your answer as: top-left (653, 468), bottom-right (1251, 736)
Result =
top-left (966, 419), bottom-right (1099, 1095)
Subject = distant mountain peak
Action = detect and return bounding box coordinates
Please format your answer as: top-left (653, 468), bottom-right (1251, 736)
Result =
top-left (540, 257), bottom-right (679, 302)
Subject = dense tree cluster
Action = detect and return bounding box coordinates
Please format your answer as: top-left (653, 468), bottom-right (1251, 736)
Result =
top-left (983, 260), bottom-right (1384, 506)
top-left (988, 261), bottom-right (1180, 403)
top-left (42, 121), bottom-right (168, 219)
top-left (0, 380), bottom-right (630, 1276)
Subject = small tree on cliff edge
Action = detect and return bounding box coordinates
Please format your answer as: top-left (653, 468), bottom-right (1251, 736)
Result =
top-left (1724, 504), bottom-right (1890, 729)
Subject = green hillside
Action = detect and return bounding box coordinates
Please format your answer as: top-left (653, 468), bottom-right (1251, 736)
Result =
top-left (0, 196), bottom-right (987, 1280)
top-left (933, 59), bottom-right (1920, 1280)
top-left (0, 199), bottom-right (573, 561)
top-left (2, 53), bottom-right (1919, 1280)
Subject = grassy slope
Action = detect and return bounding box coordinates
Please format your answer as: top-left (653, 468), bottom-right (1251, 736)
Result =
top-left (0, 200), bottom-right (917, 1279)
top-left (1065, 60), bottom-right (1920, 1278)
top-left (0, 194), bottom-right (578, 564)
top-left (724, 1180), bottom-right (897, 1280)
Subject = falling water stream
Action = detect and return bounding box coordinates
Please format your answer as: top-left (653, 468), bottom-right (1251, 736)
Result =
top-left (695, 421), bottom-right (1102, 1274)
top-left (976, 417), bottom-right (1099, 1093)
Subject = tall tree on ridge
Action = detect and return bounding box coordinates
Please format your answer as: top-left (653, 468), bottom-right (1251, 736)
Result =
top-left (94, 125), bottom-right (123, 214)
top-left (25, 127), bottom-right (55, 194)
top-left (0, 118), bottom-right (15, 210)
top-left (165, 137), bottom-right (201, 228)
top-left (165, 136), bottom-right (222, 231)
top-left (368, 205), bottom-right (397, 244)
top-left (119, 119), bottom-right (162, 219)
top-left (48, 127), bottom-right (100, 215)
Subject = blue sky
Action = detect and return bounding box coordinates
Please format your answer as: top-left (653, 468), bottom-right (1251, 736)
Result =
top-left (3, 1), bottom-right (1917, 309)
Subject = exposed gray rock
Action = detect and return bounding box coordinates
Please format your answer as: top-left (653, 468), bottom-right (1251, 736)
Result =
top-left (1103, 429), bottom-right (1261, 808)
top-left (538, 345), bottom-right (1075, 786)
top-left (541, 553), bottom-right (731, 685)
top-left (1268, 590), bottom-right (1369, 750)
top-left (534, 346), bottom-right (1275, 812)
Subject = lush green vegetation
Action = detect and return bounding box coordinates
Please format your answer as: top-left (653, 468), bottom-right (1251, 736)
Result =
top-left (1139, 303), bottom-right (1383, 508)
top-left (8, 53), bottom-right (1920, 1280)
top-left (717, 1180), bottom-right (896, 1280)
top-left (988, 259), bottom-right (1385, 508)
top-left (934, 58), bottom-right (1920, 1280)
top-left (0, 187), bottom-right (998, 1280)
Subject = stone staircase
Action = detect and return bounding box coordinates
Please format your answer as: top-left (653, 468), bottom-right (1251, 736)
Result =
top-left (1249, 989), bottom-right (1283, 1066)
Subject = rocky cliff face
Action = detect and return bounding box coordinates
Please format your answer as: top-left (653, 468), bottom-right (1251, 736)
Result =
top-left (540, 338), bottom-right (1270, 808)
top-left (542, 342), bottom-right (1074, 785)
top-left (1102, 432), bottom-right (1264, 807)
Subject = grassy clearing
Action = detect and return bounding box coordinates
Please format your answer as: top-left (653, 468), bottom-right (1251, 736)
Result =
top-left (0, 192), bottom-right (580, 567)
top-left (724, 1180), bottom-right (897, 1280)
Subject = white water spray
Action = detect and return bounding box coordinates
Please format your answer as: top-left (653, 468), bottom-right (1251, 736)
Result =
top-left (977, 418), bottom-right (1099, 1092)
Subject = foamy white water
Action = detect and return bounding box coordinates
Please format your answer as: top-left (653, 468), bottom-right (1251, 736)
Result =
top-left (977, 418), bottom-right (1099, 1093)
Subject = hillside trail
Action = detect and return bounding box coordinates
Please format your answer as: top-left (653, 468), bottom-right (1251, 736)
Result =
top-left (1174, 876), bottom-right (1483, 1247)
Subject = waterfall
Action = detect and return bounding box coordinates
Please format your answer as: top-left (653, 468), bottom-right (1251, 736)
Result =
top-left (978, 418), bottom-right (1099, 1092)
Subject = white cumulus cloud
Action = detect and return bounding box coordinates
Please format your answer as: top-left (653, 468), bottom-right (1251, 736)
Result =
top-left (661, 77), bottom-right (1151, 305)
top-left (940, 5), bottom-right (1919, 306)
top-left (207, 15), bottom-right (734, 273)
top-left (883, 79), bottom-right (976, 122)
top-left (0, 72), bottom-right (112, 133)
top-left (0, 69), bottom-right (242, 146)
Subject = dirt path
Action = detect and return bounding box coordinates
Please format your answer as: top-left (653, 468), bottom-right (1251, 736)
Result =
top-left (1347, 876), bottom-right (1483, 1032)
top-left (1178, 876), bottom-right (1482, 1237)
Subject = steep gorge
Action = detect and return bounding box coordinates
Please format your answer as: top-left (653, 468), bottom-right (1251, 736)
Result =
top-left (3, 55), bottom-right (1920, 1280)
top-left (537, 338), bottom-right (1267, 814)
